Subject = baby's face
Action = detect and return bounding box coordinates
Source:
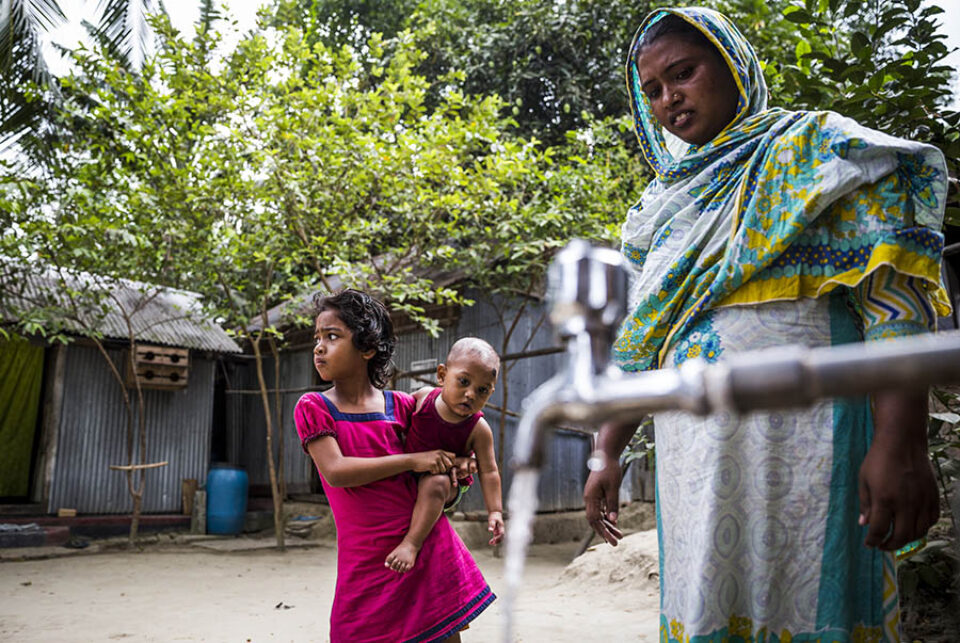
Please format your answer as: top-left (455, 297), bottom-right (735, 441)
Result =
top-left (437, 357), bottom-right (498, 419)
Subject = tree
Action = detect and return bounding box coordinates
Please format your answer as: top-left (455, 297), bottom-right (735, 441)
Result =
top-left (0, 176), bottom-right (201, 544)
top-left (766, 0), bottom-right (959, 226)
top-left (3, 9), bottom-right (646, 543)
top-left (268, 0), bottom-right (657, 146)
top-left (270, 0), bottom-right (958, 198)
top-left (422, 113), bottom-right (646, 464)
top-left (0, 0), bottom-right (168, 145)
top-left (0, 10), bottom-right (244, 542)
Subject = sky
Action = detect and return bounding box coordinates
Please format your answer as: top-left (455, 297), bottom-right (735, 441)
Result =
top-left (42, 0), bottom-right (266, 74)
top-left (39, 0), bottom-right (960, 109)
top-left (933, 0), bottom-right (960, 109)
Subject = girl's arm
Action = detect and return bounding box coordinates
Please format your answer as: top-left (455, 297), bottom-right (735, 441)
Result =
top-left (412, 386), bottom-right (433, 412)
top-left (470, 419), bottom-right (504, 544)
top-left (307, 436), bottom-right (455, 488)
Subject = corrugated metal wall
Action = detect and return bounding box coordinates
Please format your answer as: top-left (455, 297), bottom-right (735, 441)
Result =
top-left (225, 350), bottom-right (318, 495)
top-left (48, 344), bottom-right (214, 514)
top-left (227, 288), bottom-right (651, 512)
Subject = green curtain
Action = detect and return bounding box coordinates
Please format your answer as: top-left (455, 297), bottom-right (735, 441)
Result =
top-left (0, 339), bottom-right (44, 497)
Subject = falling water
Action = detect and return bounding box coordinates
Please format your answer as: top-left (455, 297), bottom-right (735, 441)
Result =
top-left (501, 467), bottom-right (541, 643)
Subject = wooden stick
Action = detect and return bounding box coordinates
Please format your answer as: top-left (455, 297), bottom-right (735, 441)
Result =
top-left (109, 461), bottom-right (169, 471)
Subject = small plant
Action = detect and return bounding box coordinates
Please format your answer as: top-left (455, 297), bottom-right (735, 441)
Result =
top-left (623, 416), bottom-right (655, 469)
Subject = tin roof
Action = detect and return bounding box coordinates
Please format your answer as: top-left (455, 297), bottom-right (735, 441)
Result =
top-left (1, 263), bottom-right (241, 354)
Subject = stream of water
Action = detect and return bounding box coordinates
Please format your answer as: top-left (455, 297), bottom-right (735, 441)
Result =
top-left (501, 467), bottom-right (541, 643)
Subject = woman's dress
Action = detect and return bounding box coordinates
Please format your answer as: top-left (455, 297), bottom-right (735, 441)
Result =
top-left (655, 292), bottom-right (916, 641)
top-left (294, 390), bottom-right (494, 643)
top-left (617, 8), bottom-right (950, 642)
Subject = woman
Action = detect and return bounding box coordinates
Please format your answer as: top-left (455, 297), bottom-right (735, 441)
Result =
top-left (584, 7), bottom-right (949, 641)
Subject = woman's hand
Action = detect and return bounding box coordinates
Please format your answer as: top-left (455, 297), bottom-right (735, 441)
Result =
top-left (410, 449), bottom-right (456, 475)
top-left (584, 455), bottom-right (625, 546)
top-left (859, 390), bottom-right (939, 550)
top-left (583, 421), bottom-right (636, 546)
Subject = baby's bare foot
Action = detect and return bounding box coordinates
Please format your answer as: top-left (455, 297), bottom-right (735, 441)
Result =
top-left (385, 540), bottom-right (419, 573)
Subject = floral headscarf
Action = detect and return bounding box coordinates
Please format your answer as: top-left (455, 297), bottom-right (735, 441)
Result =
top-left (614, 7), bottom-right (950, 371)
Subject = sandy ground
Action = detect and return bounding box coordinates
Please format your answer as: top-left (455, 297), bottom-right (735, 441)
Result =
top-left (0, 531), bottom-right (661, 642)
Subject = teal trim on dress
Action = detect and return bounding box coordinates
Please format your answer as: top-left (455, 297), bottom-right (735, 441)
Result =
top-left (655, 446), bottom-right (665, 610)
top-left (816, 292), bottom-right (881, 630)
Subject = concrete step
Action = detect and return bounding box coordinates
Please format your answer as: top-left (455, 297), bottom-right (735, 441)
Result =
top-left (0, 515), bottom-right (190, 539)
top-left (0, 524), bottom-right (70, 548)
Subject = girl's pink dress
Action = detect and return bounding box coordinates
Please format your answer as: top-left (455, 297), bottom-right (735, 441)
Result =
top-left (294, 390), bottom-right (495, 643)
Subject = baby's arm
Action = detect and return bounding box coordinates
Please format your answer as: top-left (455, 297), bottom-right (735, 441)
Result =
top-left (307, 436), bottom-right (455, 488)
top-left (470, 419), bottom-right (504, 545)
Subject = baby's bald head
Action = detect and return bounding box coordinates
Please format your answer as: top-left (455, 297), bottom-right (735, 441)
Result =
top-left (446, 337), bottom-right (500, 378)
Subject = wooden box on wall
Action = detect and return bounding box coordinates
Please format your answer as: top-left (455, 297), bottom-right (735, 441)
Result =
top-left (125, 344), bottom-right (190, 390)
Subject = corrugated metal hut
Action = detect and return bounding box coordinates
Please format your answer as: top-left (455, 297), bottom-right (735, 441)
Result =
top-left (0, 271), bottom-right (242, 515)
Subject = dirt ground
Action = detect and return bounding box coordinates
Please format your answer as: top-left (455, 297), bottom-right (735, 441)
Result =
top-left (0, 531), bottom-right (661, 642)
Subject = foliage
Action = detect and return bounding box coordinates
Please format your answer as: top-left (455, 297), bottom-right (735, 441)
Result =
top-left (269, 0), bottom-right (658, 146)
top-left (767, 0), bottom-right (959, 226)
top-left (622, 415), bottom-right (655, 468)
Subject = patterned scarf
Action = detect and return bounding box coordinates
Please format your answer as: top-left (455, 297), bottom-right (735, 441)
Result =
top-left (614, 6), bottom-right (950, 371)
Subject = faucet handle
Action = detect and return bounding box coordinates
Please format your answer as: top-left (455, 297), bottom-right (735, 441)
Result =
top-left (547, 240), bottom-right (629, 366)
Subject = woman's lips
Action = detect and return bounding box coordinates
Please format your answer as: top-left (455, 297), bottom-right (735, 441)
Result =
top-left (671, 110), bottom-right (693, 127)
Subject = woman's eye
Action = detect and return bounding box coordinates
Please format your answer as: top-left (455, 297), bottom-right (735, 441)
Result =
top-left (677, 67), bottom-right (692, 80)
top-left (646, 87), bottom-right (661, 100)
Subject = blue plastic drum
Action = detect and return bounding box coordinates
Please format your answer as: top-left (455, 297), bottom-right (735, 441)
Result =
top-left (206, 464), bottom-right (248, 535)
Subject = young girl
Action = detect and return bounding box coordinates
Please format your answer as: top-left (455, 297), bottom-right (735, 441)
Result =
top-left (294, 289), bottom-right (495, 643)
top-left (385, 337), bottom-right (505, 574)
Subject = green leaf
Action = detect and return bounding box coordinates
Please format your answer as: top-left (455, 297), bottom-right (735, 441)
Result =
top-left (785, 8), bottom-right (817, 24)
top-left (851, 31), bottom-right (869, 55)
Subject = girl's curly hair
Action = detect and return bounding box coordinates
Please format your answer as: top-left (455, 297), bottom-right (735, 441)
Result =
top-left (314, 289), bottom-right (396, 389)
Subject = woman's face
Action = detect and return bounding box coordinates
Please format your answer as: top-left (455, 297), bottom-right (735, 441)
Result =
top-left (635, 33), bottom-right (740, 146)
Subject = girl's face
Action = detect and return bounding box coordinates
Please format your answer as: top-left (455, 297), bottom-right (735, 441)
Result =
top-left (635, 34), bottom-right (740, 146)
top-left (313, 309), bottom-right (374, 382)
top-left (436, 356), bottom-right (497, 420)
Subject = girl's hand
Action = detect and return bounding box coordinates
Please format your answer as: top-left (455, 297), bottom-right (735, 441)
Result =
top-left (411, 449), bottom-right (456, 475)
top-left (487, 511), bottom-right (504, 546)
top-left (451, 454), bottom-right (478, 478)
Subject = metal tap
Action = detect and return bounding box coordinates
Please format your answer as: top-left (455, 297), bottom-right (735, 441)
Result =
top-left (511, 239), bottom-right (960, 471)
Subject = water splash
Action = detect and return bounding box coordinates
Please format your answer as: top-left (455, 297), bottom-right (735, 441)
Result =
top-left (502, 468), bottom-right (541, 643)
